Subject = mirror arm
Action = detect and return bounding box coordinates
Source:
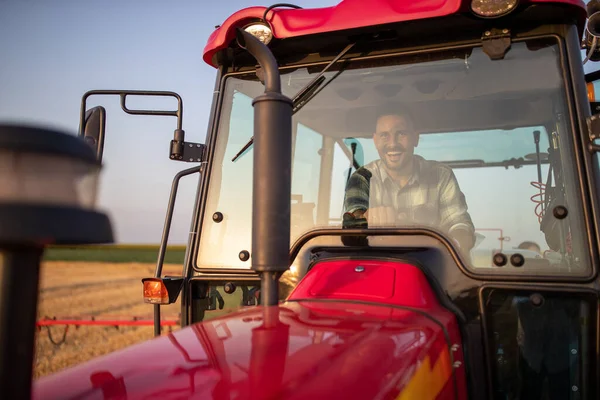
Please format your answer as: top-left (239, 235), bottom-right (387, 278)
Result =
top-left (169, 135), bottom-right (205, 163)
top-left (79, 90), bottom-right (203, 163)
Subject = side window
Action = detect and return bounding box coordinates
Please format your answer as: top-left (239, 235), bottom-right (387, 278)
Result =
top-left (330, 142), bottom-right (353, 224)
top-left (291, 124), bottom-right (322, 239)
top-left (330, 138), bottom-right (373, 224)
top-left (412, 129), bottom-right (551, 266)
top-left (197, 90), bottom-right (255, 269)
top-left (483, 289), bottom-right (593, 399)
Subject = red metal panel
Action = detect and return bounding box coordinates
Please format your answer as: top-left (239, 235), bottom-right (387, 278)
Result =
top-left (289, 259), bottom-right (441, 309)
top-left (306, 261), bottom-right (396, 299)
top-left (33, 299), bottom-right (466, 399)
top-left (202, 0), bottom-right (586, 67)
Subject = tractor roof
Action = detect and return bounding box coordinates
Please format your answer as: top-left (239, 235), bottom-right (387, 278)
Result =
top-left (203, 0), bottom-right (586, 68)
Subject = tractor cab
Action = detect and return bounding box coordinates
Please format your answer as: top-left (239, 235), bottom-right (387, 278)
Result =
top-left (35, 0), bottom-right (600, 399)
top-left (183, 3), bottom-right (598, 396)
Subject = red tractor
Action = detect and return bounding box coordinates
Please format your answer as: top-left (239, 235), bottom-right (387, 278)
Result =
top-left (4, 0), bottom-right (600, 398)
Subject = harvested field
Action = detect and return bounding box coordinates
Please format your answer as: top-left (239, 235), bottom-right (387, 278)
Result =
top-left (34, 261), bottom-right (183, 379)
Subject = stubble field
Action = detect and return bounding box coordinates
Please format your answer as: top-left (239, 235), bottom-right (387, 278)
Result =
top-left (34, 260), bottom-right (182, 379)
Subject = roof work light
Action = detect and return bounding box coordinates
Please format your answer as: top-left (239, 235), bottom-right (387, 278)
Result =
top-left (243, 23), bottom-right (273, 45)
top-left (0, 124), bottom-right (113, 399)
top-left (471, 0), bottom-right (519, 18)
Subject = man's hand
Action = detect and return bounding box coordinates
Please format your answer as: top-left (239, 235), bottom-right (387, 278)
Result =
top-left (364, 207), bottom-right (396, 227)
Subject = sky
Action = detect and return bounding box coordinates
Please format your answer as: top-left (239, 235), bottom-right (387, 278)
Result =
top-left (0, 0), bottom-right (338, 244)
top-left (0, 0), bottom-right (597, 246)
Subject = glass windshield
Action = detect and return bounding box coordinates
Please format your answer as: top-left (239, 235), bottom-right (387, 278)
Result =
top-left (197, 37), bottom-right (590, 279)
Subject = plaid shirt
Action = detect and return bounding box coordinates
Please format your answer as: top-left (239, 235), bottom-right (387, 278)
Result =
top-left (343, 155), bottom-right (474, 235)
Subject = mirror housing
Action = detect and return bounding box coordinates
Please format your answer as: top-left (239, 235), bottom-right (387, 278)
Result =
top-left (81, 106), bottom-right (106, 161)
top-left (584, 1), bottom-right (600, 62)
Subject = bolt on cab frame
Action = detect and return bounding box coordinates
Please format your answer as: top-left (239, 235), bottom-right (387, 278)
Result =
top-left (33, 0), bottom-right (600, 398)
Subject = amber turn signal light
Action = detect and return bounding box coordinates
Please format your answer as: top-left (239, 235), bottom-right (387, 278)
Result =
top-left (588, 81), bottom-right (596, 103)
top-left (143, 279), bottom-right (169, 304)
top-left (142, 277), bottom-right (184, 305)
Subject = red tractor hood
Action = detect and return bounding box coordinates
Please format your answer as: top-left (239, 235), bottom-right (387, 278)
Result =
top-left (33, 300), bottom-right (461, 399)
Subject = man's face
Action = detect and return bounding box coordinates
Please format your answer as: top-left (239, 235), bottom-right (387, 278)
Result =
top-left (373, 114), bottom-right (418, 172)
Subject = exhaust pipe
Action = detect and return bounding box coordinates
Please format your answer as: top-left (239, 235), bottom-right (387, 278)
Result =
top-left (235, 28), bottom-right (293, 306)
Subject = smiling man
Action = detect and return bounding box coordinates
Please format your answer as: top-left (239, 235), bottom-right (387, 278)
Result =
top-left (342, 109), bottom-right (476, 251)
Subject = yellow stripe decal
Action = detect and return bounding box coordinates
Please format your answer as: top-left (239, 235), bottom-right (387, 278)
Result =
top-left (396, 346), bottom-right (453, 400)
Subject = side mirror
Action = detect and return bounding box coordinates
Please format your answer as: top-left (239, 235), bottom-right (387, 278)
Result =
top-left (81, 106), bottom-right (106, 161)
top-left (78, 90), bottom-right (204, 163)
top-left (584, 1), bottom-right (600, 63)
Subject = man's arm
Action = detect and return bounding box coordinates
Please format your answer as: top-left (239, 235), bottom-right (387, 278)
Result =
top-left (342, 168), bottom-right (371, 226)
top-left (438, 168), bottom-right (476, 250)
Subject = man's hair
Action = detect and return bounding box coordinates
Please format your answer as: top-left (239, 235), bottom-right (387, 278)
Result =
top-left (517, 241), bottom-right (541, 252)
top-left (374, 104), bottom-right (415, 130)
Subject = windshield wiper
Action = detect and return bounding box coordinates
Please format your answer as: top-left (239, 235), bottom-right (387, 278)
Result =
top-left (231, 42), bottom-right (356, 162)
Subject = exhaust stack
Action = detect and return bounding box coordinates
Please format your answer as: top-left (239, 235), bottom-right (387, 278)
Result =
top-left (236, 29), bottom-right (293, 306)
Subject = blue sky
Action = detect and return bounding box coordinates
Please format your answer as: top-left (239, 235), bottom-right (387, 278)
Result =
top-left (0, 0), bottom-right (596, 245)
top-left (0, 0), bottom-right (337, 244)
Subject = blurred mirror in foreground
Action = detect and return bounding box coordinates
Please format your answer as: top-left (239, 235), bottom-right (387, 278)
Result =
top-left (0, 123), bottom-right (113, 400)
top-left (0, 125), bottom-right (102, 211)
